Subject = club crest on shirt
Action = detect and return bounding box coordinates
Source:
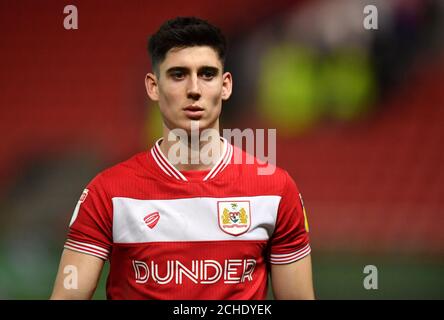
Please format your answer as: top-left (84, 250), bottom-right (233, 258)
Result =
top-left (217, 201), bottom-right (251, 236)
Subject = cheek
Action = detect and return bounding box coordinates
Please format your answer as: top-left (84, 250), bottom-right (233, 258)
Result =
top-left (159, 84), bottom-right (183, 106)
top-left (204, 81), bottom-right (223, 103)
top-left (211, 95), bottom-right (221, 108)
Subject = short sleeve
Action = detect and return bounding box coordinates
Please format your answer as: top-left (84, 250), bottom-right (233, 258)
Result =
top-left (269, 171), bottom-right (311, 264)
top-left (64, 175), bottom-right (113, 260)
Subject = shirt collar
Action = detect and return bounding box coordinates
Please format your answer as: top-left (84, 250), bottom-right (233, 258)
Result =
top-left (150, 137), bottom-right (233, 182)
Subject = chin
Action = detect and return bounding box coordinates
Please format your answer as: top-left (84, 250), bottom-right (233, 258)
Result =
top-left (176, 119), bottom-right (218, 134)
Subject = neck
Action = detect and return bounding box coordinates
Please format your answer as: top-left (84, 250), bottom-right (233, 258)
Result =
top-left (160, 125), bottom-right (224, 172)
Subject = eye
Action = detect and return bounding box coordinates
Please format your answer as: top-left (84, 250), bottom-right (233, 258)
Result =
top-left (170, 71), bottom-right (185, 80)
top-left (200, 70), bottom-right (216, 80)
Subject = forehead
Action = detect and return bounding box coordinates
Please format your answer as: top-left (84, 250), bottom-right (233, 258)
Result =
top-left (159, 46), bottom-right (222, 71)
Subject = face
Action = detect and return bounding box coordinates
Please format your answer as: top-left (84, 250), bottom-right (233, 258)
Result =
top-left (145, 46), bottom-right (232, 133)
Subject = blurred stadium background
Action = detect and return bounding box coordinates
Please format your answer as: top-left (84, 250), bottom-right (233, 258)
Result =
top-left (0, 0), bottom-right (443, 299)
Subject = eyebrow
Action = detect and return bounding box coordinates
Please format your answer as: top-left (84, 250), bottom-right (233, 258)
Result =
top-left (165, 66), bottom-right (220, 75)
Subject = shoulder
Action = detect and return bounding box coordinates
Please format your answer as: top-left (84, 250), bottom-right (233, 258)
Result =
top-left (233, 145), bottom-right (294, 196)
top-left (87, 151), bottom-right (149, 191)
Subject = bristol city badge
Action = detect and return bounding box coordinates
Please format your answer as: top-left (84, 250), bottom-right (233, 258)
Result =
top-left (217, 201), bottom-right (251, 236)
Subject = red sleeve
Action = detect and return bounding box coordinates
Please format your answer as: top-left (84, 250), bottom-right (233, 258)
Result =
top-left (269, 171), bottom-right (311, 264)
top-left (64, 174), bottom-right (113, 260)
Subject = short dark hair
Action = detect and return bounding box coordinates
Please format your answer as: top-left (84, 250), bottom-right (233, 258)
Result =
top-left (148, 17), bottom-right (227, 73)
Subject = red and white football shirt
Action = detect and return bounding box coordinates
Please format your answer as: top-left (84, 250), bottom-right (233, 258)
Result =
top-left (65, 138), bottom-right (311, 299)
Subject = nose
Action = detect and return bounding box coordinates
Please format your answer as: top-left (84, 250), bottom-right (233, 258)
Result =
top-left (187, 74), bottom-right (201, 101)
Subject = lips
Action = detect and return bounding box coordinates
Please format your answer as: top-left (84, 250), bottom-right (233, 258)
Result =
top-left (183, 105), bottom-right (204, 119)
top-left (184, 105), bottom-right (204, 111)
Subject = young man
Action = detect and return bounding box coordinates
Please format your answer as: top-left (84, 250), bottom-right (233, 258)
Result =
top-left (51, 17), bottom-right (314, 300)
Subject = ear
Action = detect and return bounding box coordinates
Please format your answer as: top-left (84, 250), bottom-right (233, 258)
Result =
top-left (145, 72), bottom-right (159, 101)
top-left (221, 72), bottom-right (233, 101)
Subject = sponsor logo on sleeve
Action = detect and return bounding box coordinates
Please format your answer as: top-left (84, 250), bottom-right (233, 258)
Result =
top-left (299, 193), bottom-right (309, 232)
top-left (69, 188), bottom-right (89, 227)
